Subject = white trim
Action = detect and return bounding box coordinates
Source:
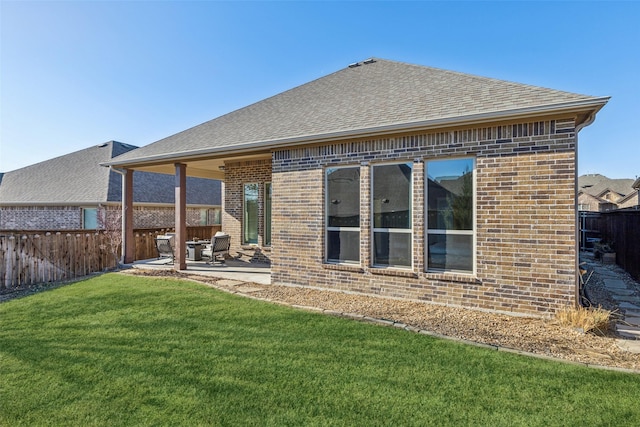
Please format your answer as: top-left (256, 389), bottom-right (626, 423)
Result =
top-left (325, 165), bottom-right (361, 264)
top-left (370, 162), bottom-right (413, 269)
top-left (242, 182), bottom-right (259, 245)
top-left (424, 157), bottom-right (476, 275)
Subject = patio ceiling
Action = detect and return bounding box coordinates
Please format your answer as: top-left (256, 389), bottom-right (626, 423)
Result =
top-left (124, 151), bottom-right (272, 180)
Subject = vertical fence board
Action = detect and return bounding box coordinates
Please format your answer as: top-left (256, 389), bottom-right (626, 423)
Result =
top-left (0, 225), bottom-right (223, 289)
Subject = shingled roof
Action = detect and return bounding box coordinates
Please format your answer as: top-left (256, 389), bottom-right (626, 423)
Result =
top-left (578, 174), bottom-right (636, 198)
top-left (0, 141), bottom-right (221, 205)
top-left (108, 58), bottom-right (609, 167)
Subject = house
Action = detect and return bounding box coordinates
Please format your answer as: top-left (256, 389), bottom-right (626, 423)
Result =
top-left (0, 141), bottom-right (221, 230)
top-left (577, 174), bottom-right (637, 212)
top-left (106, 58), bottom-right (609, 317)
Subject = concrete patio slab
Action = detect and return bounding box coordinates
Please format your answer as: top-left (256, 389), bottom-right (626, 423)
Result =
top-left (133, 258), bottom-right (271, 285)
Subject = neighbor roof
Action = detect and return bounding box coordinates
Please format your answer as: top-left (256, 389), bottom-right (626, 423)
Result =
top-left (0, 141), bottom-right (221, 205)
top-left (107, 58), bottom-right (609, 167)
top-left (578, 174), bottom-right (635, 198)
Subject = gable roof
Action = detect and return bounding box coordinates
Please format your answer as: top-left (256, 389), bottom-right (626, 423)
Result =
top-left (107, 58), bottom-right (609, 168)
top-left (0, 141), bottom-right (221, 206)
top-left (578, 174), bottom-right (635, 199)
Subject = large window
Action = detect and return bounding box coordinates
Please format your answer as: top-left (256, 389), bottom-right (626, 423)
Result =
top-left (243, 183), bottom-right (259, 244)
top-left (264, 182), bottom-right (272, 246)
top-left (426, 158), bottom-right (475, 273)
top-left (372, 163), bottom-right (412, 267)
top-left (326, 167), bottom-right (360, 263)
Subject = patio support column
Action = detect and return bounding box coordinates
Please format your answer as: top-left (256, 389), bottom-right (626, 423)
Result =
top-left (122, 168), bottom-right (135, 264)
top-left (174, 163), bottom-right (187, 270)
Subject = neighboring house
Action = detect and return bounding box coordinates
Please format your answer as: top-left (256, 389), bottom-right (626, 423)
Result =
top-left (577, 174), bottom-right (637, 212)
top-left (0, 141), bottom-right (221, 230)
top-left (106, 58), bottom-right (609, 317)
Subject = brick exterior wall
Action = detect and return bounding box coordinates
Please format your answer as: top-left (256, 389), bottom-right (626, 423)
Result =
top-left (0, 206), bottom-right (82, 230)
top-left (222, 159), bottom-right (272, 262)
top-left (245, 117), bottom-right (579, 317)
top-left (132, 206), bottom-right (216, 228)
top-left (0, 205), bottom-right (218, 230)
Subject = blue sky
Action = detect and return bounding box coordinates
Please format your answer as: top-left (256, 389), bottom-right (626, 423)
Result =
top-left (1, 1), bottom-right (638, 179)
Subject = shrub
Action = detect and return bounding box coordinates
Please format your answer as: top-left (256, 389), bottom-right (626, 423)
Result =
top-left (555, 305), bottom-right (613, 335)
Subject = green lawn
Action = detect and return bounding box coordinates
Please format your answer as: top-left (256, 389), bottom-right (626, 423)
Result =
top-left (1, 274), bottom-right (639, 426)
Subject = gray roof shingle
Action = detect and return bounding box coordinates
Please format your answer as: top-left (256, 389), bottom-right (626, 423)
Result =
top-left (108, 58), bottom-right (608, 166)
top-left (0, 141), bottom-right (221, 205)
top-left (578, 174), bottom-right (635, 198)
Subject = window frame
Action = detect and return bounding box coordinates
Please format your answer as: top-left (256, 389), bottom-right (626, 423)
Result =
top-left (264, 182), bottom-right (272, 246)
top-left (424, 157), bottom-right (476, 275)
top-left (325, 165), bottom-right (361, 264)
top-left (371, 161), bottom-right (413, 269)
top-left (82, 207), bottom-right (98, 230)
top-left (243, 183), bottom-right (259, 245)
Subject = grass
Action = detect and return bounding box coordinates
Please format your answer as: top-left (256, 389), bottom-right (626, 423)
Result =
top-left (1, 274), bottom-right (639, 426)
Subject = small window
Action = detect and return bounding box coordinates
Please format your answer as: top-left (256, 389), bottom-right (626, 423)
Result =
top-left (326, 167), bottom-right (360, 263)
top-left (82, 208), bottom-right (98, 229)
top-left (372, 163), bottom-right (412, 267)
top-left (243, 183), bottom-right (259, 244)
top-left (211, 207), bottom-right (222, 225)
top-left (264, 182), bottom-right (272, 246)
top-left (426, 158), bottom-right (475, 273)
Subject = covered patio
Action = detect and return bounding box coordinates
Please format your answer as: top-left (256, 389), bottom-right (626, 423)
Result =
top-left (112, 150), bottom-right (272, 273)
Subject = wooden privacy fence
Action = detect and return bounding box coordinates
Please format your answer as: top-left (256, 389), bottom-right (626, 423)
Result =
top-left (595, 209), bottom-right (640, 281)
top-left (0, 232), bottom-right (118, 290)
top-left (0, 225), bottom-right (222, 290)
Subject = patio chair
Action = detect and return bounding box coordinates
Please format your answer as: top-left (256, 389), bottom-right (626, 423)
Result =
top-left (155, 235), bottom-right (175, 264)
top-left (202, 233), bottom-right (231, 264)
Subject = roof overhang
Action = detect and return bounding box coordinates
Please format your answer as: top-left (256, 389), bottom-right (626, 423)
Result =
top-left (0, 201), bottom-right (220, 208)
top-left (104, 96), bottom-right (610, 174)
